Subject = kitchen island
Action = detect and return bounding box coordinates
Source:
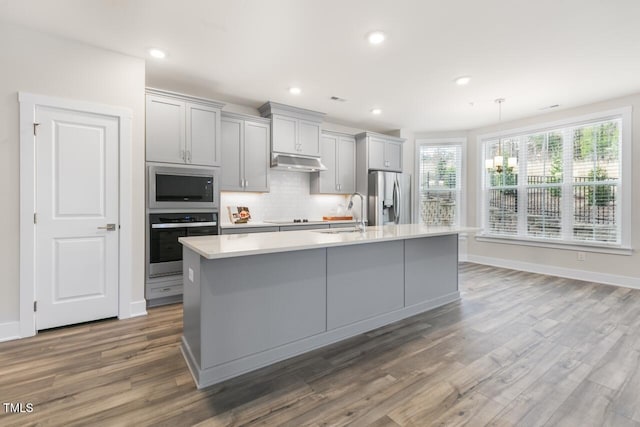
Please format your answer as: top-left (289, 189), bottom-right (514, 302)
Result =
top-left (179, 224), bottom-right (474, 388)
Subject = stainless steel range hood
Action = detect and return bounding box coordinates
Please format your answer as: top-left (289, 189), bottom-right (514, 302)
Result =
top-left (271, 153), bottom-right (327, 172)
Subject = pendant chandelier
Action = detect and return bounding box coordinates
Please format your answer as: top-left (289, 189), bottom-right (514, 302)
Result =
top-left (486, 98), bottom-right (517, 173)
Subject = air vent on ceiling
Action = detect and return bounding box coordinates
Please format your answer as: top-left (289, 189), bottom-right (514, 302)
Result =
top-left (330, 96), bottom-right (347, 102)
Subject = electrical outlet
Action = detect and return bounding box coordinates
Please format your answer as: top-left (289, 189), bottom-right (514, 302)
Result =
top-left (577, 251), bottom-right (586, 261)
top-left (188, 267), bottom-right (194, 282)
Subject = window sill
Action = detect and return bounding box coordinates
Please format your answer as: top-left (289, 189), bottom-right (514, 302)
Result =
top-left (475, 234), bottom-right (633, 256)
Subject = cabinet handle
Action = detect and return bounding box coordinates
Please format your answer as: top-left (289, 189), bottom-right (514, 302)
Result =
top-left (181, 149), bottom-right (185, 160)
top-left (186, 150), bottom-right (191, 162)
top-left (245, 179), bottom-right (248, 187)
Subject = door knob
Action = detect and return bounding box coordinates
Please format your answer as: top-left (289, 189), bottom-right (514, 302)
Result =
top-left (97, 224), bottom-right (116, 231)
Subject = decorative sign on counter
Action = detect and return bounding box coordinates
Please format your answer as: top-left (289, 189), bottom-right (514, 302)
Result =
top-left (227, 206), bottom-right (251, 224)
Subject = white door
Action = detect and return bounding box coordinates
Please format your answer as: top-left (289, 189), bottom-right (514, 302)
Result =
top-left (35, 106), bottom-right (119, 330)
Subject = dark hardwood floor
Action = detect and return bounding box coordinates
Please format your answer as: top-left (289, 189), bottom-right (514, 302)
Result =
top-left (2, 263), bottom-right (640, 426)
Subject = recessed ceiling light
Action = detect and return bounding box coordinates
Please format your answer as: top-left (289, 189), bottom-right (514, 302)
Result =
top-left (455, 76), bottom-right (471, 86)
top-left (289, 87), bottom-right (301, 95)
top-left (148, 48), bottom-right (166, 59)
top-left (371, 108), bottom-right (382, 115)
top-left (367, 31), bottom-right (386, 45)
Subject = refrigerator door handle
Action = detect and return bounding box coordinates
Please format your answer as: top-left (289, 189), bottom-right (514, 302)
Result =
top-left (394, 177), bottom-right (401, 224)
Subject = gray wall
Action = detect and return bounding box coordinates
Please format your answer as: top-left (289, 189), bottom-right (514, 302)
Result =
top-left (0, 23), bottom-right (146, 323)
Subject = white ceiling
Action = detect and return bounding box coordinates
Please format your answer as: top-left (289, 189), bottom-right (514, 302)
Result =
top-left (2, 0), bottom-right (640, 133)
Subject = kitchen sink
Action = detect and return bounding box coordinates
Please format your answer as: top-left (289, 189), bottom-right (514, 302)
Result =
top-left (314, 228), bottom-right (363, 234)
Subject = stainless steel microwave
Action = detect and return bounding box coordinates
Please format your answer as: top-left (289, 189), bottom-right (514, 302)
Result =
top-left (148, 165), bottom-right (219, 210)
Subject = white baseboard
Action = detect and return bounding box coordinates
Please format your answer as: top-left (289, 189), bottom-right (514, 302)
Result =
top-left (0, 321), bottom-right (20, 343)
top-left (467, 255), bottom-right (640, 290)
top-left (129, 300), bottom-right (148, 318)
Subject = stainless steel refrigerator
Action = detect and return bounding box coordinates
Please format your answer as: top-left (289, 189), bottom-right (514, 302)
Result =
top-left (368, 171), bottom-right (411, 225)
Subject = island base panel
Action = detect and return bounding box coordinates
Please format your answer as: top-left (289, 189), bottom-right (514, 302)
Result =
top-left (405, 234), bottom-right (458, 306)
top-left (181, 235), bottom-right (460, 388)
top-left (327, 240), bottom-right (404, 330)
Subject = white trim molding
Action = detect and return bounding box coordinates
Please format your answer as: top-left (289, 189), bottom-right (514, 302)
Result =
top-left (129, 300), bottom-right (148, 318)
top-left (467, 255), bottom-right (640, 290)
top-left (414, 137), bottom-right (467, 228)
top-left (0, 322), bottom-right (20, 343)
top-left (19, 92), bottom-right (137, 339)
top-left (476, 106), bottom-right (632, 250)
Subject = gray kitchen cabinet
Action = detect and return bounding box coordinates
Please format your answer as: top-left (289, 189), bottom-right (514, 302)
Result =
top-left (271, 115), bottom-right (298, 154)
top-left (329, 222), bottom-right (360, 229)
top-left (145, 94), bottom-right (185, 164)
top-left (356, 132), bottom-right (404, 172)
top-left (190, 248), bottom-right (327, 366)
top-left (326, 240), bottom-right (404, 330)
top-left (244, 120), bottom-right (270, 191)
top-left (355, 132), bottom-right (405, 218)
top-left (298, 119), bottom-right (321, 156)
top-left (279, 224), bottom-right (330, 231)
top-left (220, 226), bottom-right (279, 235)
top-left (220, 117), bottom-right (242, 190)
top-left (187, 102), bottom-right (221, 166)
top-left (311, 132), bottom-right (356, 195)
top-left (220, 112), bottom-right (270, 192)
top-left (146, 89), bottom-right (224, 166)
top-left (259, 101), bottom-right (325, 157)
top-left (404, 235), bottom-right (458, 306)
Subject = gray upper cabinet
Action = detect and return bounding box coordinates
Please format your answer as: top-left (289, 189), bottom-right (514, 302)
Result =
top-left (146, 94), bottom-right (185, 164)
top-left (298, 119), bottom-right (321, 156)
top-left (243, 120), bottom-right (270, 192)
top-left (259, 101), bottom-right (325, 158)
top-left (311, 132), bottom-right (355, 194)
top-left (220, 117), bottom-right (243, 190)
top-left (220, 112), bottom-right (270, 192)
top-left (187, 103), bottom-right (221, 166)
top-left (146, 89), bottom-right (224, 166)
top-left (355, 132), bottom-right (404, 173)
top-left (271, 115), bottom-right (298, 154)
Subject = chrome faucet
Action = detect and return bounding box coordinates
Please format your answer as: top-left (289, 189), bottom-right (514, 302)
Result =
top-left (348, 192), bottom-right (366, 232)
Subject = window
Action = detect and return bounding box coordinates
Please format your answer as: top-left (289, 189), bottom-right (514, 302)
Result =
top-left (416, 139), bottom-right (465, 226)
top-left (481, 108), bottom-right (631, 250)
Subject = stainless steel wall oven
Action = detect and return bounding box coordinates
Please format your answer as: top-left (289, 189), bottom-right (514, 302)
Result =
top-left (148, 212), bottom-right (218, 277)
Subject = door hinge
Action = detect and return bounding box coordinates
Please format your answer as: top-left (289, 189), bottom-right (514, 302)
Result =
top-left (33, 213), bottom-right (37, 224)
top-left (33, 301), bottom-right (37, 312)
top-left (33, 123), bottom-right (40, 136)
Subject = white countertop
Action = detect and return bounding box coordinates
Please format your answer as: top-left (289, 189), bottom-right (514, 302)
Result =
top-left (180, 224), bottom-right (476, 260)
top-left (220, 220), bottom-right (358, 228)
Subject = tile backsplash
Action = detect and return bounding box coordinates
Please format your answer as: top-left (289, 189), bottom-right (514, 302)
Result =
top-left (221, 170), bottom-right (350, 223)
